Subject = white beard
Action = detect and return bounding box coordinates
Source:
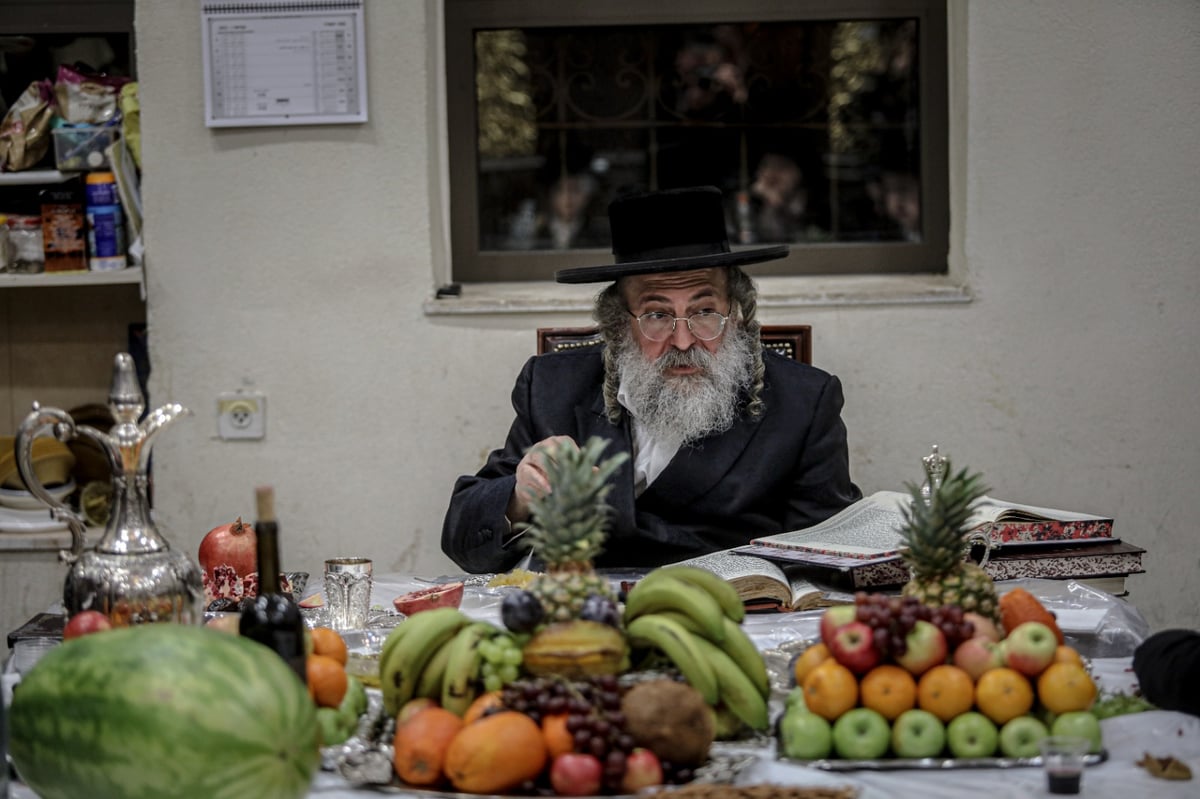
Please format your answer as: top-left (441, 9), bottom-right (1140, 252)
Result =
top-left (616, 326), bottom-right (755, 447)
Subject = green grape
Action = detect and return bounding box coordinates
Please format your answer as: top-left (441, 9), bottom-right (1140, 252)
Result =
top-left (478, 639), bottom-right (499, 663)
top-left (501, 645), bottom-right (523, 666)
top-left (498, 663), bottom-right (520, 683)
top-left (483, 673), bottom-right (503, 693)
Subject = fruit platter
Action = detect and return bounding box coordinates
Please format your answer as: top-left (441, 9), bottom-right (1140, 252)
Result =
top-left (4, 446), bottom-right (1136, 799)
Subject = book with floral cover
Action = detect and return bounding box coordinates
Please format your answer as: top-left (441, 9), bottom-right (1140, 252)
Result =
top-left (746, 490), bottom-right (1114, 562)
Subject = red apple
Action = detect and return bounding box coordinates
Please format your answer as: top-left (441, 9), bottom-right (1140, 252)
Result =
top-left (963, 611), bottom-right (1001, 642)
top-left (829, 621), bottom-right (882, 674)
top-left (953, 636), bottom-right (1005, 680)
top-left (1003, 621), bottom-right (1058, 676)
top-left (819, 605), bottom-right (858, 648)
top-left (894, 620), bottom-right (948, 676)
top-left (621, 748), bottom-right (663, 792)
top-left (63, 610), bottom-right (113, 640)
top-left (550, 753), bottom-right (603, 797)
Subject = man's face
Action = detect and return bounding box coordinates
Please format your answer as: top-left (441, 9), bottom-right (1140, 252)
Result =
top-left (620, 268), bottom-right (730, 367)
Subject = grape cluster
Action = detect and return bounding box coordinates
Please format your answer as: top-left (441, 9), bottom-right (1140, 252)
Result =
top-left (479, 633), bottom-right (524, 692)
top-left (501, 676), bottom-right (636, 793)
top-left (853, 593), bottom-right (976, 657)
top-left (579, 594), bottom-right (621, 628)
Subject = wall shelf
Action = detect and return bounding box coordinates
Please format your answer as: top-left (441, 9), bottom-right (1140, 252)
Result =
top-left (0, 266), bottom-right (143, 289)
top-left (0, 169), bottom-right (75, 186)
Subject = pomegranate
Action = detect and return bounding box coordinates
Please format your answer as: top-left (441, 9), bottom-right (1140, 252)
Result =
top-left (198, 518), bottom-right (257, 582)
top-left (392, 582), bottom-right (465, 615)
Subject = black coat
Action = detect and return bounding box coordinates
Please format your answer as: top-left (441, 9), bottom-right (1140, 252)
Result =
top-left (441, 347), bottom-right (861, 573)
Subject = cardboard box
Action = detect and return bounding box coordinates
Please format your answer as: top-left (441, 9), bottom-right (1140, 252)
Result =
top-left (40, 187), bottom-right (87, 273)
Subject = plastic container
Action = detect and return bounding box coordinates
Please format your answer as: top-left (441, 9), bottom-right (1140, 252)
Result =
top-left (52, 125), bottom-right (118, 171)
top-left (85, 171), bottom-right (119, 206)
top-left (6, 214), bottom-right (45, 273)
top-left (86, 204), bottom-right (126, 271)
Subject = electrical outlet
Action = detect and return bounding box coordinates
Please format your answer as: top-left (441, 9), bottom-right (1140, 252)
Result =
top-left (217, 391), bottom-right (266, 440)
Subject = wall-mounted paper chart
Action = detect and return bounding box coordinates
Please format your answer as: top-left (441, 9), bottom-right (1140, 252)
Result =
top-left (201, 0), bottom-right (367, 127)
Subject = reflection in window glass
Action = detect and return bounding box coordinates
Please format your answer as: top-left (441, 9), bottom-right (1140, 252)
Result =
top-left (474, 19), bottom-right (923, 254)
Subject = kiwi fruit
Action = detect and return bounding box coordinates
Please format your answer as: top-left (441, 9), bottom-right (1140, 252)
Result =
top-left (620, 679), bottom-right (715, 766)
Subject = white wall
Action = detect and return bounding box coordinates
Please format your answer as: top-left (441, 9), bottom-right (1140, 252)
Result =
top-left (138, 1), bottom-right (1199, 630)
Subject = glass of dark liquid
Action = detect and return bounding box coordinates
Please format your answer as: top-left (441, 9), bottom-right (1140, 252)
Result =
top-left (1039, 735), bottom-right (1090, 794)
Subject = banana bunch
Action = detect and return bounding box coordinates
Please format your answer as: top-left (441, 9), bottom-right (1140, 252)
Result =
top-left (379, 607), bottom-right (517, 718)
top-left (623, 566), bottom-right (770, 733)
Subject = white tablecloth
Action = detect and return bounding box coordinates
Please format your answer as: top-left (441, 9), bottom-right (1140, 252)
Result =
top-left (8, 576), bottom-right (1195, 799)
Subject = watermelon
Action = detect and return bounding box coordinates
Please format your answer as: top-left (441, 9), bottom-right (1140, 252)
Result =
top-left (9, 623), bottom-right (320, 799)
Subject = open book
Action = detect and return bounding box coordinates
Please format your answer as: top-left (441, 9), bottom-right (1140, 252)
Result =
top-left (747, 490), bottom-right (1114, 562)
top-left (673, 549), bottom-right (836, 612)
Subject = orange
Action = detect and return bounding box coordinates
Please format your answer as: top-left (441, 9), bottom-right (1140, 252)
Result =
top-left (801, 659), bottom-right (858, 721)
top-left (393, 706), bottom-right (464, 787)
top-left (860, 665), bottom-right (917, 721)
top-left (1036, 662), bottom-right (1097, 714)
top-left (792, 642), bottom-right (832, 687)
top-left (310, 627), bottom-right (349, 665)
top-left (1053, 645), bottom-right (1084, 667)
top-left (462, 690), bottom-right (504, 725)
top-left (307, 653), bottom-right (349, 708)
top-left (974, 667), bottom-right (1034, 724)
top-left (916, 665), bottom-right (975, 722)
top-left (541, 713), bottom-right (574, 758)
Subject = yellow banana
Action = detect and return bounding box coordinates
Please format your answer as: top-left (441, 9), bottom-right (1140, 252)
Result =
top-left (625, 614), bottom-right (719, 704)
top-left (441, 622), bottom-right (495, 716)
top-left (623, 574), bottom-right (725, 642)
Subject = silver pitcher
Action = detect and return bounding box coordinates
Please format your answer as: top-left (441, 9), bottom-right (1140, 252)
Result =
top-left (14, 353), bottom-right (203, 626)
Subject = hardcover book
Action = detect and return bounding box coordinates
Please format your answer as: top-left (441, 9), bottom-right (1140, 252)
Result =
top-left (672, 549), bottom-right (839, 612)
top-left (735, 540), bottom-right (1145, 594)
top-left (748, 490), bottom-right (1114, 562)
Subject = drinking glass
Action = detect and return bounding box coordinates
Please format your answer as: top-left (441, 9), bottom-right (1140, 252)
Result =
top-left (324, 557), bottom-right (373, 631)
top-left (1039, 735), bottom-right (1090, 795)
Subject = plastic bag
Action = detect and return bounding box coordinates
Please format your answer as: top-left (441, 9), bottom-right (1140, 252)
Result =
top-left (53, 64), bottom-right (130, 125)
top-left (0, 80), bottom-right (55, 172)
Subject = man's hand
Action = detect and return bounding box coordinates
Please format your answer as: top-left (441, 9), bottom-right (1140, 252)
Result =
top-left (506, 435), bottom-right (579, 523)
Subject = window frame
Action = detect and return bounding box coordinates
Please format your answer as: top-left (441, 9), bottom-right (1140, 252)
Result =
top-left (445, 0), bottom-right (948, 284)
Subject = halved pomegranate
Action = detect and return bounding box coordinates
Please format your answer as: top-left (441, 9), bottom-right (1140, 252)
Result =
top-left (392, 581), bottom-right (465, 615)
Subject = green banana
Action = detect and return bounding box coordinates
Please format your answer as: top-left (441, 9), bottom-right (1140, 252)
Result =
top-left (378, 620), bottom-right (412, 677)
top-left (717, 616), bottom-right (770, 698)
top-left (623, 574), bottom-right (725, 642)
top-left (689, 634), bottom-right (769, 731)
top-left (413, 635), bottom-right (454, 700)
top-left (625, 614), bottom-right (719, 705)
top-left (643, 565), bottom-right (746, 623)
top-left (380, 608), bottom-right (470, 716)
top-left (441, 622), bottom-right (496, 717)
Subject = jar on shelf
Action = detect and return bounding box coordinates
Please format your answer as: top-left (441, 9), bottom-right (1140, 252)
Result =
top-left (6, 214), bottom-right (45, 274)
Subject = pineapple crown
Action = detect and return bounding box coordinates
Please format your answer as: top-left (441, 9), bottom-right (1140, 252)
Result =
top-left (898, 462), bottom-right (989, 574)
top-left (518, 436), bottom-right (629, 565)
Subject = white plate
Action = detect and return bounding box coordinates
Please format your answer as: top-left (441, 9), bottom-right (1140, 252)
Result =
top-left (0, 479), bottom-right (76, 510)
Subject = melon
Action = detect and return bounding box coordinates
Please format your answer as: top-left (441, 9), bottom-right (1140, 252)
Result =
top-left (9, 623), bottom-right (320, 799)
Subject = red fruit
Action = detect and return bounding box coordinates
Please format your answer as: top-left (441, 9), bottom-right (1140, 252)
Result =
top-left (198, 518), bottom-right (257, 581)
top-left (819, 605), bottom-right (857, 648)
top-left (549, 753), bottom-right (603, 797)
top-left (621, 748), bottom-right (664, 792)
top-left (392, 582), bottom-right (465, 615)
top-left (63, 610), bottom-right (113, 640)
top-left (829, 620), bottom-right (883, 675)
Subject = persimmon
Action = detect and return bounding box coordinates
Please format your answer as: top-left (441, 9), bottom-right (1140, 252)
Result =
top-left (542, 713), bottom-right (574, 758)
top-left (309, 627), bottom-right (349, 666)
top-left (462, 690), bottom-right (504, 725)
top-left (393, 706), bottom-right (463, 787)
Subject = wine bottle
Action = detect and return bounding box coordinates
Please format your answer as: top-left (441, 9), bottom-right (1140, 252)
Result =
top-left (238, 485), bottom-right (307, 685)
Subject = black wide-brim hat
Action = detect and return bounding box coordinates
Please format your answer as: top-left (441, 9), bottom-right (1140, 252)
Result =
top-left (555, 185), bottom-right (789, 284)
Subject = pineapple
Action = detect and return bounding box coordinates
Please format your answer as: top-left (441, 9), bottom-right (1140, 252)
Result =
top-left (898, 463), bottom-right (1001, 624)
top-left (521, 436), bottom-right (628, 623)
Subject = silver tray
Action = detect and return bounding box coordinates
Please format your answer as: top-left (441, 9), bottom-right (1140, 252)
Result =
top-left (779, 748), bottom-right (1108, 771)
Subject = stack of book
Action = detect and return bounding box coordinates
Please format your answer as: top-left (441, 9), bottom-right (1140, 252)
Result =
top-left (728, 491), bottom-right (1144, 599)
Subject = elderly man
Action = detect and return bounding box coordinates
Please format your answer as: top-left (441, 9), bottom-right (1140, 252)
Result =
top-left (442, 186), bottom-right (860, 573)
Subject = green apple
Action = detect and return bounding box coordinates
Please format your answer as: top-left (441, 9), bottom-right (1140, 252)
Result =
top-left (946, 711), bottom-right (999, 758)
top-left (779, 708), bottom-right (834, 760)
top-left (785, 685), bottom-right (809, 712)
top-left (1050, 711), bottom-right (1103, 754)
top-left (831, 707), bottom-right (891, 760)
top-left (998, 715), bottom-right (1049, 759)
top-left (316, 706), bottom-right (352, 746)
top-left (891, 708), bottom-right (947, 759)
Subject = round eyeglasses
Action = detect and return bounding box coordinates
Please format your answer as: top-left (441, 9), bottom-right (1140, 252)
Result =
top-left (631, 309), bottom-right (730, 342)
